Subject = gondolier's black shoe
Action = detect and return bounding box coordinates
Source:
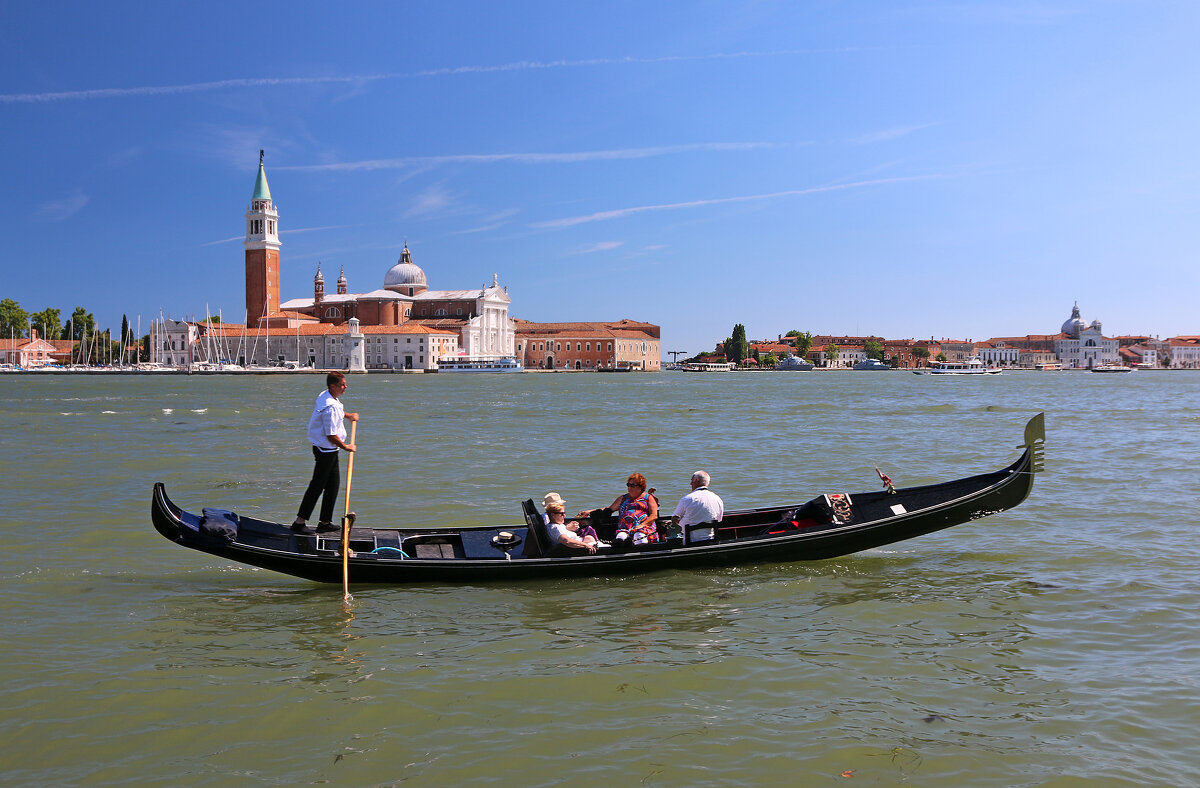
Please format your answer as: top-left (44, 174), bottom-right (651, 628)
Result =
top-left (291, 521), bottom-right (315, 535)
top-left (316, 521), bottom-right (340, 534)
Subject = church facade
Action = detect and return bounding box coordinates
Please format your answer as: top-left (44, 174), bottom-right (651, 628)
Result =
top-left (242, 152), bottom-right (516, 361)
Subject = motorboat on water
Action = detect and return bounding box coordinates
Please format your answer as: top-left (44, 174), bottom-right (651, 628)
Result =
top-left (149, 414), bottom-right (1045, 585)
top-left (777, 354), bottom-right (814, 371)
top-left (853, 358), bottom-right (890, 371)
top-left (920, 357), bottom-right (1001, 375)
top-left (1092, 364), bottom-right (1133, 373)
top-left (435, 356), bottom-right (524, 373)
top-left (679, 362), bottom-right (734, 372)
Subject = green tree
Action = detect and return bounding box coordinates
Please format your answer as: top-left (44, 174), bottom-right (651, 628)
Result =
top-left (30, 307), bottom-right (62, 340)
top-left (824, 343), bottom-right (841, 367)
top-left (761, 353), bottom-right (778, 368)
top-left (725, 324), bottom-right (748, 363)
top-left (912, 346), bottom-right (931, 367)
top-left (784, 330), bottom-right (800, 338)
top-left (936, 352), bottom-right (948, 362)
top-left (864, 338), bottom-right (884, 360)
top-left (0, 298), bottom-right (29, 337)
top-left (793, 331), bottom-right (814, 357)
top-left (66, 307), bottom-right (95, 340)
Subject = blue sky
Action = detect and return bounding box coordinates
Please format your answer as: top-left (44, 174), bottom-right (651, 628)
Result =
top-left (2, 1), bottom-right (1198, 354)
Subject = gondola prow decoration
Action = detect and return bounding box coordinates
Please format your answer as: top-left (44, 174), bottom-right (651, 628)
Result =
top-left (1022, 412), bottom-right (1046, 474)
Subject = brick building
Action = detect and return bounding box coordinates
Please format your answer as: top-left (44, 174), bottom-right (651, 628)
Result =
top-left (515, 319), bottom-right (661, 370)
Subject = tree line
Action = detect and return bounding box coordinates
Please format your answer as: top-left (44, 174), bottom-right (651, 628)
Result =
top-left (0, 298), bottom-right (149, 363)
top-left (702, 326), bottom-right (946, 367)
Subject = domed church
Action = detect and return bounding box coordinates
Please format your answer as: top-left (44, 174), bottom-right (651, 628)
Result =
top-left (1053, 302), bottom-right (1118, 369)
top-left (243, 153), bottom-right (516, 360)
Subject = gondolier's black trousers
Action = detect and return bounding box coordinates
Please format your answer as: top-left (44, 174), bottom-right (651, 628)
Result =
top-left (298, 447), bottom-right (340, 524)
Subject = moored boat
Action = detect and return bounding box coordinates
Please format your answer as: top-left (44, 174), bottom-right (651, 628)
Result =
top-left (679, 362), bottom-right (734, 372)
top-left (436, 356), bottom-right (523, 372)
top-left (924, 357), bottom-right (1000, 375)
top-left (852, 358), bottom-right (890, 371)
top-left (1092, 364), bottom-right (1133, 373)
top-left (150, 414), bottom-right (1045, 585)
top-left (777, 354), bottom-right (814, 371)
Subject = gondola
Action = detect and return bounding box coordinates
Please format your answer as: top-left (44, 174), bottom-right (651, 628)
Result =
top-left (150, 414), bottom-right (1044, 584)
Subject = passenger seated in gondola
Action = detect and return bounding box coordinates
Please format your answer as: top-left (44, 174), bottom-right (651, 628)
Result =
top-left (581, 473), bottom-right (659, 546)
top-left (545, 501), bottom-right (598, 554)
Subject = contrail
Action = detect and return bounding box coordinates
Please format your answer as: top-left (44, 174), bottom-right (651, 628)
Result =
top-left (280, 143), bottom-right (776, 172)
top-left (1, 49), bottom-right (866, 104)
top-left (532, 175), bottom-right (942, 228)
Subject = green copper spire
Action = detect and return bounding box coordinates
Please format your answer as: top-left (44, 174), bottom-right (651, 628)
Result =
top-left (252, 149), bottom-right (272, 201)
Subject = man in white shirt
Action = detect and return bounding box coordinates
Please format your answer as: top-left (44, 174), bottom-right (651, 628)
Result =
top-left (293, 371), bottom-right (358, 535)
top-left (671, 471), bottom-right (724, 544)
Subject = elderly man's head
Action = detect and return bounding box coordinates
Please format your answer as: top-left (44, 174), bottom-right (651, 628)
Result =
top-left (690, 471), bottom-right (711, 489)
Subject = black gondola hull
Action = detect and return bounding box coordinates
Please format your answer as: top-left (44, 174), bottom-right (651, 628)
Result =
top-left (151, 415), bottom-right (1043, 584)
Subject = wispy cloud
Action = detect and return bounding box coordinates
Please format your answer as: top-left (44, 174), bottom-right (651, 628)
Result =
top-left (571, 241), bottom-right (624, 255)
top-left (404, 184), bottom-right (453, 219)
top-left (34, 189), bottom-right (88, 221)
top-left (850, 123), bottom-right (939, 145)
top-left (454, 208), bottom-right (519, 235)
top-left (281, 142), bottom-right (774, 172)
top-left (0, 49), bottom-right (869, 104)
top-left (532, 175), bottom-right (942, 229)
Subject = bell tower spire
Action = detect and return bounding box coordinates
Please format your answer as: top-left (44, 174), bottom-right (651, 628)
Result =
top-left (244, 149), bottom-right (281, 327)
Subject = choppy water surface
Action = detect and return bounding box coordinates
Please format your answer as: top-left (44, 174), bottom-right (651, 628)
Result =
top-left (3, 371), bottom-right (1199, 786)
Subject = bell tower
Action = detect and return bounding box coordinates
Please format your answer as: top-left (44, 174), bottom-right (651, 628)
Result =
top-left (245, 150), bottom-right (281, 327)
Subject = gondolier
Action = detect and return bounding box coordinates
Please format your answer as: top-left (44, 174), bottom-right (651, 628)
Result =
top-left (292, 372), bottom-right (358, 535)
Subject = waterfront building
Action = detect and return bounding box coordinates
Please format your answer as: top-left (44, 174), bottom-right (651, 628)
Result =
top-left (974, 342), bottom-right (1020, 368)
top-left (1163, 337), bottom-right (1200, 368)
top-left (514, 319), bottom-right (661, 370)
top-left (882, 339), bottom-right (925, 369)
top-left (1120, 343), bottom-right (1158, 368)
top-left (0, 329), bottom-right (57, 368)
top-left (937, 340), bottom-right (977, 363)
top-left (153, 317), bottom-right (459, 371)
top-left (810, 343), bottom-right (867, 368)
top-left (1019, 350), bottom-right (1060, 368)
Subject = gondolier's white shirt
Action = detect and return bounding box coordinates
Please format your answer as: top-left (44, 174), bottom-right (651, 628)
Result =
top-left (672, 487), bottom-right (724, 542)
top-left (306, 390), bottom-right (346, 452)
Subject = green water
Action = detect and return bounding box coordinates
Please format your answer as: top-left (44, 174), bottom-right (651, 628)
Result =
top-left (3, 371), bottom-right (1199, 786)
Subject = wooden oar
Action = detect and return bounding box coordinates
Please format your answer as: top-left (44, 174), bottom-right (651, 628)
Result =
top-left (341, 419), bottom-right (358, 602)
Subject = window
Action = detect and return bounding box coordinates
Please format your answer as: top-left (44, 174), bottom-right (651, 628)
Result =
top-left (556, 342), bottom-right (561, 351)
top-left (325, 307), bottom-right (341, 318)
top-left (608, 342), bottom-right (612, 352)
top-left (407, 338), bottom-right (412, 344)
top-left (586, 342), bottom-right (591, 351)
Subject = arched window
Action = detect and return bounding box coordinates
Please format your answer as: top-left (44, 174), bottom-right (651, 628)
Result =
top-left (404, 308), bottom-right (411, 317)
top-left (325, 307), bottom-right (341, 318)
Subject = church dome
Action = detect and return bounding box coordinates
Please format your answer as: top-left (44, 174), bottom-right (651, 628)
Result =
top-left (1060, 302), bottom-right (1086, 338)
top-left (383, 244), bottom-right (427, 291)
